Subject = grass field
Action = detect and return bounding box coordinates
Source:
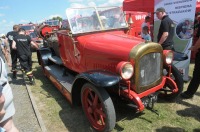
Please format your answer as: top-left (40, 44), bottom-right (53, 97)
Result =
top-left (29, 52), bottom-right (200, 132)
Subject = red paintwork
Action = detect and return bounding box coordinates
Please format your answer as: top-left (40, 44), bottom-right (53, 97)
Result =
top-left (125, 11), bottom-right (149, 37)
top-left (41, 26), bottom-right (53, 37)
top-left (197, 1), bottom-right (200, 12)
top-left (57, 30), bottom-right (144, 73)
top-left (123, 0), bottom-right (200, 12)
top-left (123, 0), bottom-right (154, 12)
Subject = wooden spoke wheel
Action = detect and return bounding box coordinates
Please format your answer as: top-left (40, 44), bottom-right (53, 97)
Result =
top-left (81, 83), bottom-right (116, 132)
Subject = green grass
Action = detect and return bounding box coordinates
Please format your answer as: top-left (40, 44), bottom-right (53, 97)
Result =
top-left (30, 53), bottom-right (200, 132)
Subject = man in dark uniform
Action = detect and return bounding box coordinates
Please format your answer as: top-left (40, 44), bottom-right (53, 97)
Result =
top-left (12, 28), bottom-right (38, 84)
top-left (6, 25), bottom-right (19, 79)
top-left (155, 7), bottom-right (175, 50)
top-left (181, 38), bottom-right (200, 99)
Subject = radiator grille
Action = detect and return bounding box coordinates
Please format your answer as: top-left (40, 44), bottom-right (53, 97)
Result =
top-left (139, 53), bottom-right (161, 87)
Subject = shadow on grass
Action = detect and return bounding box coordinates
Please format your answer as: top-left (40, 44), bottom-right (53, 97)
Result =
top-left (8, 72), bottom-right (25, 86)
top-left (176, 98), bottom-right (200, 123)
top-left (195, 91), bottom-right (200, 97)
top-left (157, 94), bottom-right (200, 124)
top-left (156, 126), bottom-right (185, 132)
top-left (108, 97), bottom-right (154, 131)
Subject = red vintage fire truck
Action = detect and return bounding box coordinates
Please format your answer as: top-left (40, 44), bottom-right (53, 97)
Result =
top-left (20, 23), bottom-right (35, 35)
top-left (36, 6), bottom-right (183, 132)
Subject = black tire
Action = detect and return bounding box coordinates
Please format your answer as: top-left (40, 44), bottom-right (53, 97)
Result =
top-left (81, 83), bottom-right (116, 132)
top-left (160, 64), bottom-right (184, 100)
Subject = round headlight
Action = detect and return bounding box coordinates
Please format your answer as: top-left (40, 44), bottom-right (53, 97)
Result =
top-left (165, 51), bottom-right (173, 64)
top-left (117, 62), bottom-right (134, 80)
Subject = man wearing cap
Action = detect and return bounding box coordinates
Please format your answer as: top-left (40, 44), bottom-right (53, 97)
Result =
top-left (155, 7), bottom-right (175, 50)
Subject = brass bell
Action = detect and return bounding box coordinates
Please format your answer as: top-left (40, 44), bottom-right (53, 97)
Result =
top-left (128, 13), bottom-right (133, 25)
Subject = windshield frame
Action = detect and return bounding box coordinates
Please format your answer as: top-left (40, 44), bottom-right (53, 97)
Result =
top-left (66, 6), bottom-right (128, 34)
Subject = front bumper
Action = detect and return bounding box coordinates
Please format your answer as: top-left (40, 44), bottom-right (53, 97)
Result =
top-left (120, 76), bottom-right (178, 112)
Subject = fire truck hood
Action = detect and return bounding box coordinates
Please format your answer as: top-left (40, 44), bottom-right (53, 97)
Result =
top-left (77, 31), bottom-right (145, 60)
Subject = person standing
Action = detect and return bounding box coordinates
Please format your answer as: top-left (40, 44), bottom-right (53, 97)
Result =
top-left (142, 26), bottom-right (151, 41)
top-left (181, 37), bottom-right (200, 99)
top-left (12, 28), bottom-right (39, 84)
top-left (141, 16), bottom-right (150, 39)
top-left (0, 50), bottom-right (19, 132)
top-left (0, 34), bottom-right (11, 67)
top-left (6, 25), bottom-right (19, 79)
top-left (155, 7), bottom-right (175, 50)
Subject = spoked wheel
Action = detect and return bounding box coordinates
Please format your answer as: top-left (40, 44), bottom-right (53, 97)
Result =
top-left (81, 83), bottom-right (116, 132)
top-left (160, 64), bottom-right (183, 100)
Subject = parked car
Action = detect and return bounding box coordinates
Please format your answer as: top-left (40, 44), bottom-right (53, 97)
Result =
top-left (37, 6), bottom-right (183, 132)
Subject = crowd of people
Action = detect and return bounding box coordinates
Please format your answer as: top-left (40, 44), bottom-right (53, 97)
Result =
top-left (0, 24), bottom-right (39, 131)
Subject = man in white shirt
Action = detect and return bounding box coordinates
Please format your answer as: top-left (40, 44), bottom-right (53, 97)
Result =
top-left (141, 16), bottom-right (150, 39)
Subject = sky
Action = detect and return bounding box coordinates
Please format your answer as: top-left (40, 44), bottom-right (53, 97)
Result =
top-left (0, 0), bottom-right (123, 35)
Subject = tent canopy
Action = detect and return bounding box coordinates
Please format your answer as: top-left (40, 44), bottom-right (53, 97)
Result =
top-left (196, 1), bottom-right (200, 12)
top-left (123, 0), bottom-right (200, 13)
top-left (123, 0), bottom-right (154, 12)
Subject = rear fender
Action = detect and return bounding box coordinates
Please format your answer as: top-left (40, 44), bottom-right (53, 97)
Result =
top-left (71, 70), bottom-right (121, 105)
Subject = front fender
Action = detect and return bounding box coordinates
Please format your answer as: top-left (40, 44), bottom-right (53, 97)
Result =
top-left (74, 70), bottom-right (121, 88)
top-left (71, 70), bottom-right (121, 106)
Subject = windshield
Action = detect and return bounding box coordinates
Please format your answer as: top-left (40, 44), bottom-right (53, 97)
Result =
top-left (29, 32), bottom-right (37, 38)
top-left (21, 25), bottom-right (34, 31)
top-left (66, 7), bottom-right (127, 34)
top-left (45, 20), bottom-right (59, 26)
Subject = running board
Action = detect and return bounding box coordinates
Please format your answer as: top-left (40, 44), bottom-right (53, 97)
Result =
top-left (44, 65), bottom-right (74, 93)
top-left (48, 56), bottom-right (63, 65)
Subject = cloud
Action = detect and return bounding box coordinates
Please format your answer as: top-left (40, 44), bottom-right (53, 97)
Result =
top-left (0, 13), bottom-right (5, 17)
top-left (0, 19), bottom-right (7, 23)
top-left (0, 20), bottom-right (15, 34)
top-left (0, 6), bottom-right (9, 9)
top-left (70, 3), bottom-right (86, 8)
